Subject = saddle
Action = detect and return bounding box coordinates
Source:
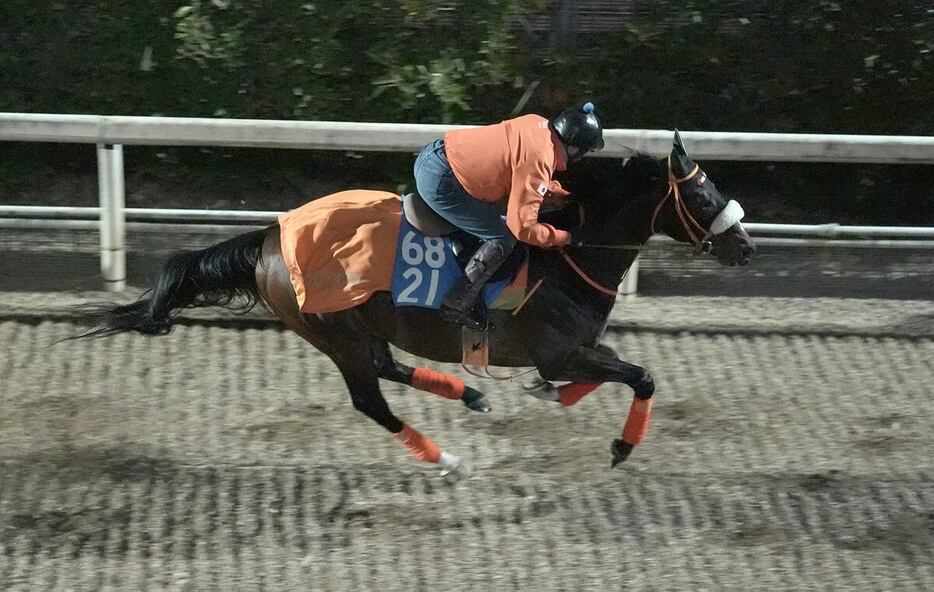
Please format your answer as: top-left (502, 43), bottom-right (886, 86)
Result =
top-left (400, 193), bottom-right (533, 378)
top-left (401, 192), bottom-right (458, 237)
top-left (400, 193), bottom-right (527, 282)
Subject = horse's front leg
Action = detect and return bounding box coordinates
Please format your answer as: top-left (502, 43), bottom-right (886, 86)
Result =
top-left (541, 344), bottom-right (656, 467)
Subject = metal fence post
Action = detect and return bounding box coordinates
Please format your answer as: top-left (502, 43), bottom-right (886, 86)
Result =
top-left (620, 255), bottom-right (639, 296)
top-left (96, 143), bottom-right (126, 291)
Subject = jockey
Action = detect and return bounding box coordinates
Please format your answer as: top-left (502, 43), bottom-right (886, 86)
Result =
top-left (414, 102), bottom-right (605, 330)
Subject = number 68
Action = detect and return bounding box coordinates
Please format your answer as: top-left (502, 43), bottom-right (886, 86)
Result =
top-left (402, 232), bottom-right (446, 268)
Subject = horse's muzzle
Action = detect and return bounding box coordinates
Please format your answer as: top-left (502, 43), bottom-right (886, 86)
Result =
top-left (711, 223), bottom-right (756, 266)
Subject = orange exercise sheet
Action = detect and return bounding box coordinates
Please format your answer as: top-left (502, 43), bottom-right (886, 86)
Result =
top-left (278, 190), bottom-right (402, 313)
top-left (278, 188), bottom-right (529, 314)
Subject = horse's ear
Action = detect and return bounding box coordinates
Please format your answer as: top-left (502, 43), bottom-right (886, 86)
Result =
top-left (672, 129), bottom-right (688, 156)
top-left (670, 129), bottom-right (695, 177)
top-left (673, 129), bottom-right (687, 156)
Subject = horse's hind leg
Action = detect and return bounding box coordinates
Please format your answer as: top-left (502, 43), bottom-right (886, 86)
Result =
top-left (274, 308), bottom-right (471, 480)
top-left (369, 339), bottom-right (492, 413)
top-left (330, 343), bottom-right (471, 481)
top-left (256, 239), bottom-right (470, 479)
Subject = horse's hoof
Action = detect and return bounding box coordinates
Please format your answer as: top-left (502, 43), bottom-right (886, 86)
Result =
top-left (439, 451), bottom-right (472, 484)
top-left (611, 438), bottom-right (634, 468)
top-left (462, 387), bottom-right (492, 413)
top-left (523, 377), bottom-right (560, 402)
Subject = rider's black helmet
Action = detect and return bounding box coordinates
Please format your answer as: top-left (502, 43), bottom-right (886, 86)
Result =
top-left (550, 102), bottom-right (605, 154)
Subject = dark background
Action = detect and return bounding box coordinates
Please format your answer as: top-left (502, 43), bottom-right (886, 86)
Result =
top-left (1, 1), bottom-right (931, 224)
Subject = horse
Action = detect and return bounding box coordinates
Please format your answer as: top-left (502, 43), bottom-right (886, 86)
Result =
top-left (71, 131), bottom-right (756, 482)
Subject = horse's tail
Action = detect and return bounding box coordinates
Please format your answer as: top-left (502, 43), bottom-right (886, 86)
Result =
top-left (72, 225), bottom-right (272, 338)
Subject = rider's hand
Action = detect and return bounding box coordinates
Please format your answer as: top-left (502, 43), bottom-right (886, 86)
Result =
top-left (566, 227), bottom-right (585, 248)
top-left (544, 180), bottom-right (571, 201)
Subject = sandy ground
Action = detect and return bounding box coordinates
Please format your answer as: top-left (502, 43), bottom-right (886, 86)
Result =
top-left (1, 292), bottom-right (933, 591)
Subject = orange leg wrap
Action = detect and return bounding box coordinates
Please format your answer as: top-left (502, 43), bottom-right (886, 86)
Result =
top-left (621, 397), bottom-right (653, 445)
top-left (558, 382), bottom-right (602, 407)
top-left (410, 368), bottom-right (465, 400)
top-left (394, 424), bottom-right (442, 464)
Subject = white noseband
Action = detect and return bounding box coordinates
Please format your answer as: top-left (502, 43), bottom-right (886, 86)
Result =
top-left (709, 200), bottom-right (745, 236)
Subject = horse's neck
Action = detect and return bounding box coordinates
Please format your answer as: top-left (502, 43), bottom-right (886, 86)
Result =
top-left (567, 177), bottom-right (663, 289)
top-left (526, 197), bottom-right (655, 329)
top-left (528, 159), bottom-right (664, 319)
top-left (562, 244), bottom-right (639, 294)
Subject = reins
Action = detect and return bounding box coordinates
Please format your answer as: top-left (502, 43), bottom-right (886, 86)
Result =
top-left (558, 156), bottom-right (710, 297)
top-left (558, 249), bottom-right (621, 297)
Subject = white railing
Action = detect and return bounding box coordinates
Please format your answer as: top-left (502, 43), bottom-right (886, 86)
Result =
top-left (3, 113), bottom-right (934, 162)
top-left (2, 113), bottom-right (933, 292)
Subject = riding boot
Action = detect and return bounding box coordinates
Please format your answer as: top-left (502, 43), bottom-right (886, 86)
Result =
top-left (440, 238), bottom-right (512, 330)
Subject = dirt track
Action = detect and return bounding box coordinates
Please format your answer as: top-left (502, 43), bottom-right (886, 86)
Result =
top-left (1, 294), bottom-right (933, 591)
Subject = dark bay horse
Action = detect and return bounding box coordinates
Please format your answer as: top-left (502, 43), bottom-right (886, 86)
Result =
top-left (73, 131), bottom-right (755, 481)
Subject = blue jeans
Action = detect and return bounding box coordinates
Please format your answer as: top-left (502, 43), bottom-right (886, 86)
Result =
top-left (413, 139), bottom-right (516, 245)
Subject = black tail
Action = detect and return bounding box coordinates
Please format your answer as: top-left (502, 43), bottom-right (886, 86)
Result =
top-left (72, 226), bottom-right (272, 338)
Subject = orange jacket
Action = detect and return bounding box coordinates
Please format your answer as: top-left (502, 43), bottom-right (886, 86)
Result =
top-left (444, 114), bottom-right (570, 248)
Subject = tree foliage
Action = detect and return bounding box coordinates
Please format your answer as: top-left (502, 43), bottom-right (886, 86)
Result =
top-left (0, 1), bottom-right (930, 222)
top-left (2, 1), bottom-right (929, 131)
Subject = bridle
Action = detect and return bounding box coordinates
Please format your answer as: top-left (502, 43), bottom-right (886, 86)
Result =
top-left (650, 156), bottom-right (713, 253)
top-left (559, 155), bottom-right (745, 297)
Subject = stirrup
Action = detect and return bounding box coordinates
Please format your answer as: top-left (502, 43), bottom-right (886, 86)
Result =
top-left (461, 325), bottom-right (536, 381)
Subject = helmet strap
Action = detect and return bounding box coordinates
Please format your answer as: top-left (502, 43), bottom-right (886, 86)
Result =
top-left (565, 144), bottom-right (584, 164)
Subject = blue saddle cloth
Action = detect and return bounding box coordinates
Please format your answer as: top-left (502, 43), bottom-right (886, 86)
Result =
top-left (390, 217), bottom-right (522, 309)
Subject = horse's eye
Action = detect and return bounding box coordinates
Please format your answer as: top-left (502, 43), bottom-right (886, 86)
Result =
top-left (695, 173), bottom-right (707, 187)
